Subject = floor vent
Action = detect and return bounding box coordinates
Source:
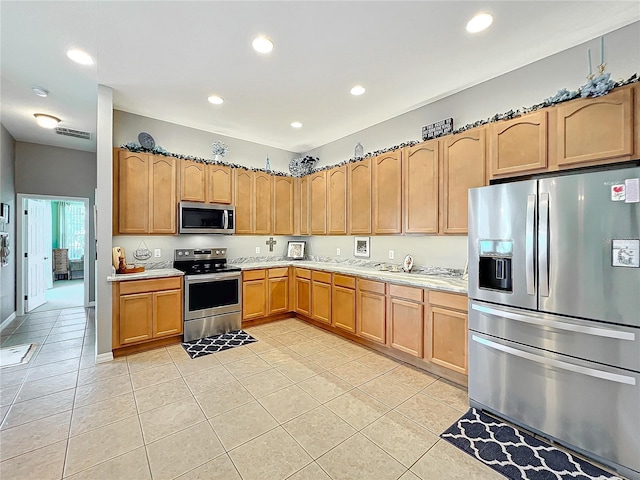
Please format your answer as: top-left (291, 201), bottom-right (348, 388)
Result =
top-left (55, 127), bottom-right (91, 140)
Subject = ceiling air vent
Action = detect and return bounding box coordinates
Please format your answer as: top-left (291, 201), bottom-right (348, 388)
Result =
top-left (55, 127), bottom-right (91, 140)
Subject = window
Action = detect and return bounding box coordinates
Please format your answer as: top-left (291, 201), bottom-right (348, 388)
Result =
top-left (59, 201), bottom-right (85, 260)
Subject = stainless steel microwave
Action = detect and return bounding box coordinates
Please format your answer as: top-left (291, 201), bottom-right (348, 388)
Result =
top-left (178, 202), bottom-right (235, 234)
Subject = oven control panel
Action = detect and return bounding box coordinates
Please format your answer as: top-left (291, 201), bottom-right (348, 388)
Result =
top-left (174, 248), bottom-right (227, 261)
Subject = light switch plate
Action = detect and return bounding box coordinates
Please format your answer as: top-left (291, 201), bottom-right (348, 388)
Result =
top-left (256, 247), bottom-right (261, 254)
top-left (389, 250), bottom-right (394, 260)
top-left (154, 248), bottom-right (161, 258)
top-left (336, 248), bottom-right (341, 256)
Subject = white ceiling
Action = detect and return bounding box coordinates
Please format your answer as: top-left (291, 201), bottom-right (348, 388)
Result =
top-left (2, 1), bottom-right (639, 154)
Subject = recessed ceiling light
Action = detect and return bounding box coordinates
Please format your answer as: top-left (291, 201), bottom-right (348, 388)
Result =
top-left (252, 35), bottom-right (274, 54)
top-left (34, 113), bottom-right (61, 129)
top-left (350, 85), bottom-right (366, 96)
top-left (290, 122), bottom-right (303, 129)
top-left (466, 13), bottom-right (493, 33)
top-left (31, 86), bottom-right (49, 97)
top-left (208, 95), bottom-right (224, 105)
top-left (66, 49), bottom-right (94, 65)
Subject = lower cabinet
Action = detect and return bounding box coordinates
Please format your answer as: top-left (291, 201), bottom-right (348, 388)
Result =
top-left (332, 274), bottom-right (356, 333)
top-left (311, 271), bottom-right (332, 324)
top-left (268, 268), bottom-right (289, 315)
top-left (387, 284), bottom-right (424, 357)
top-left (113, 276), bottom-right (183, 350)
top-left (242, 270), bottom-right (267, 320)
top-left (426, 290), bottom-right (468, 375)
top-left (356, 279), bottom-right (386, 344)
top-left (294, 268), bottom-right (311, 316)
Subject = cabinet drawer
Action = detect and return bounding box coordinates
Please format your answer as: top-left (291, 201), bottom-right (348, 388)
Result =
top-left (119, 277), bottom-right (182, 295)
top-left (268, 267), bottom-right (289, 278)
top-left (357, 278), bottom-right (385, 295)
top-left (312, 270), bottom-right (332, 284)
top-left (243, 269), bottom-right (266, 281)
top-left (428, 290), bottom-right (467, 312)
top-left (295, 268), bottom-right (311, 279)
top-left (333, 274), bottom-right (355, 289)
top-left (389, 284), bottom-right (423, 302)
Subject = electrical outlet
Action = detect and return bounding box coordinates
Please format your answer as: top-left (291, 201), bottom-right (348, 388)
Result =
top-left (336, 248), bottom-right (341, 256)
top-left (154, 248), bottom-right (161, 258)
top-left (388, 250), bottom-right (395, 260)
top-left (255, 247), bottom-right (261, 254)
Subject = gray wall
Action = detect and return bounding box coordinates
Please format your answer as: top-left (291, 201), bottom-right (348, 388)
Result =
top-left (0, 124), bottom-right (16, 323)
top-left (114, 110), bottom-right (299, 173)
top-left (15, 142), bottom-right (97, 301)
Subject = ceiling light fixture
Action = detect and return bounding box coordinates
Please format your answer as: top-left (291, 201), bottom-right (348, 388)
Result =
top-left (466, 13), bottom-right (493, 33)
top-left (290, 122), bottom-right (303, 129)
top-left (350, 85), bottom-right (366, 96)
top-left (252, 35), bottom-right (274, 54)
top-left (66, 49), bottom-right (94, 65)
top-left (34, 113), bottom-right (61, 129)
top-left (207, 95), bottom-right (224, 105)
top-left (31, 86), bottom-right (49, 97)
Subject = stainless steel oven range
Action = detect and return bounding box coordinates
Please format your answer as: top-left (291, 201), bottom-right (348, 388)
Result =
top-left (173, 248), bottom-right (242, 342)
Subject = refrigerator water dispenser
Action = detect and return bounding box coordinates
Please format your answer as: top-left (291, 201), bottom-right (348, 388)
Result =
top-left (478, 240), bottom-right (513, 292)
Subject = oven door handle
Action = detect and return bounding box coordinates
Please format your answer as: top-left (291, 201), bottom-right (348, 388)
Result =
top-left (471, 335), bottom-right (636, 386)
top-left (185, 272), bottom-right (241, 282)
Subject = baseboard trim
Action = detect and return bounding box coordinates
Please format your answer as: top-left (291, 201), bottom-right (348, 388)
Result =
top-left (0, 312), bottom-right (17, 333)
top-left (95, 352), bottom-right (114, 363)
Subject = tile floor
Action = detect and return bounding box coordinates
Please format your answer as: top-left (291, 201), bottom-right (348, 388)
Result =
top-left (0, 307), bottom-right (504, 480)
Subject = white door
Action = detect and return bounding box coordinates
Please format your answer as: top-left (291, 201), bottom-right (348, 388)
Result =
top-left (26, 199), bottom-right (48, 311)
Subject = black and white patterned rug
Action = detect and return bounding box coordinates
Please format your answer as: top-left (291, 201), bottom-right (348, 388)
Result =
top-left (441, 408), bottom-right (623, 480)
top-left (181, 330), bottom-right (257, 359)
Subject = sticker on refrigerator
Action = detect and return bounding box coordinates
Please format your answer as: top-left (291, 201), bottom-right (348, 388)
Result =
top-left (612, 239), bottom-right (639, 268)
top-left (611, 184), bottom-right (625, 201)
top-left (624, 178), bottom-right (639, 203)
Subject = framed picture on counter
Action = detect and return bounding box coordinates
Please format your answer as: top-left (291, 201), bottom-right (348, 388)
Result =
top-left (287, 241), bottom-right (306, 260)
top-left (354, 236), bottom-right (370, 258)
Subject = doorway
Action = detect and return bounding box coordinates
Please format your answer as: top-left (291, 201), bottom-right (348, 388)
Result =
top-left (16, 194), bottom-right (90, 315)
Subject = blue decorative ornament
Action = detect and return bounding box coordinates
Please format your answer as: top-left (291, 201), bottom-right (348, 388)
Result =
top-left (546, 88), bottom-right (580, 104)
top-left (580, 72), bottom-right (615, 98)
top-left (265, 156), bottom-right (271, 171)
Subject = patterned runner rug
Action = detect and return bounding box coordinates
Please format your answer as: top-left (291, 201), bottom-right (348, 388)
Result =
top-left (181, 330), bottom-right (257, 359)
top-left (441, 408), bottom-right (623, 480)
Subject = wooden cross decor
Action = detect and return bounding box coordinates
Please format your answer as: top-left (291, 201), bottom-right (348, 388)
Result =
top-left (266, 237), bottom-right (277, 252)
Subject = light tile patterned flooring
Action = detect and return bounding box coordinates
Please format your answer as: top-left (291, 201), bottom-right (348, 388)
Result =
top-left (0, 308), bottom-right (504, 480)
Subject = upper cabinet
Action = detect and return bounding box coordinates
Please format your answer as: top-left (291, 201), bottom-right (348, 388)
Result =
top-left (254, 172), bottom-right (272, 235)
top-left (403, 141), bottom-right (439, 234)
top-left (115, 150), bottom-right (177, 234)
top-left (327, 166), bottom-right (348, 235)
top-left (489, 111), bottom-right (548, 179)
top-left (206, 165), bottom-right (233, 204)
top-left (310, 171), bottom-right (327, 235)
top-left (234, 169), bottom-right (254, 234)
top-left (441, 127), bottom-right (487, 234)
top-left (297, 176), bottom-right (310, 236)
top-left (555, 87), bottom-right (634, 167)
top-left (180, 161), bottom-right (232, 204)
top-left (372, 150), bottom-right (402, 234)
top-left (348, 158), bottom-right (372, 235)
top-left (273, 176), bottom-right (294, 235)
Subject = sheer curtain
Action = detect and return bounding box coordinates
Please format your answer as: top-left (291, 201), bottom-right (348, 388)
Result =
top-left (57, 201), bottom-right (85, 260)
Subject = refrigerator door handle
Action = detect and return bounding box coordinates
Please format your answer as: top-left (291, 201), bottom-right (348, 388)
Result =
top-left (539, 193), bottom-right (550, 297)
top-left (525, 194), bottom-right (536, 296)
top-left (471, 303), bottom-right (636, 341)
top-left (471, 335), bottom-right (636, 385)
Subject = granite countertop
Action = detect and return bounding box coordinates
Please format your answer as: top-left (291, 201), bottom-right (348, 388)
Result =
top-left (107, 268), bottom-right (184, 282)
top-left (234, 260), bottom-right (468, 294)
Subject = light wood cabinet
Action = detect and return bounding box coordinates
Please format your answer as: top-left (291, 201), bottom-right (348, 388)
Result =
top-left (403, 141), bottom-right (439, 234)
top-left (426, 290), bottom-right (468, 375)
top-left (348, 158), bottom-right (372, 234)
top-left (294, 268), bottom-right (311, 316)
top-left (310, 171), bottom-right (327, 235)
top-left (327, 166), bottom-right (348, 235)
top-left (112, 277), bottom-right (183, 350)
top-left (268, 268), bottom-right (289, 315)
top-left (555, 87), bottom-right (634, 167)
top-left (311, 271), bottom-right (331, 324)
top-left (387, 285), bottom-right (424, 358)
top-left (242, 269), bottom-right (267, 320)
top-left (273, 176), bottom-right (294, 235)
top-left (441, 127), bottom-right (487, 234)
top-left (234, 169), bottom-right (253, 234)
top-left (206, 165), bottom-right (233, 204)
top-left (116, 150), bottom-right (177, 234)
top-left (332, 274), bottom-right (356, 333)
top-left (489, 111), bottom-right (548, 178)
top-left (180, 160), bottom-right (206, 202)
top-left (372, 151), bottom-right (402, 234)
top-left (254, 172), bottom-right (272, 235)
top-left (356, 279), bottom-right (386, 344)
top-left (298, 176), bottom-right (310, 236)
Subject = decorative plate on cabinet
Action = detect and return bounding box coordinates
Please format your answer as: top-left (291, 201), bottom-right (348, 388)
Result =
top-left (402, 254), bottom-right (414, 272)
top-left (138, 132), bottom-right (155, 149)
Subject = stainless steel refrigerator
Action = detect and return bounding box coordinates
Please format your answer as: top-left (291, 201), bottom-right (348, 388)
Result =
top-left (468, 165), bottom-right (640, 480)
